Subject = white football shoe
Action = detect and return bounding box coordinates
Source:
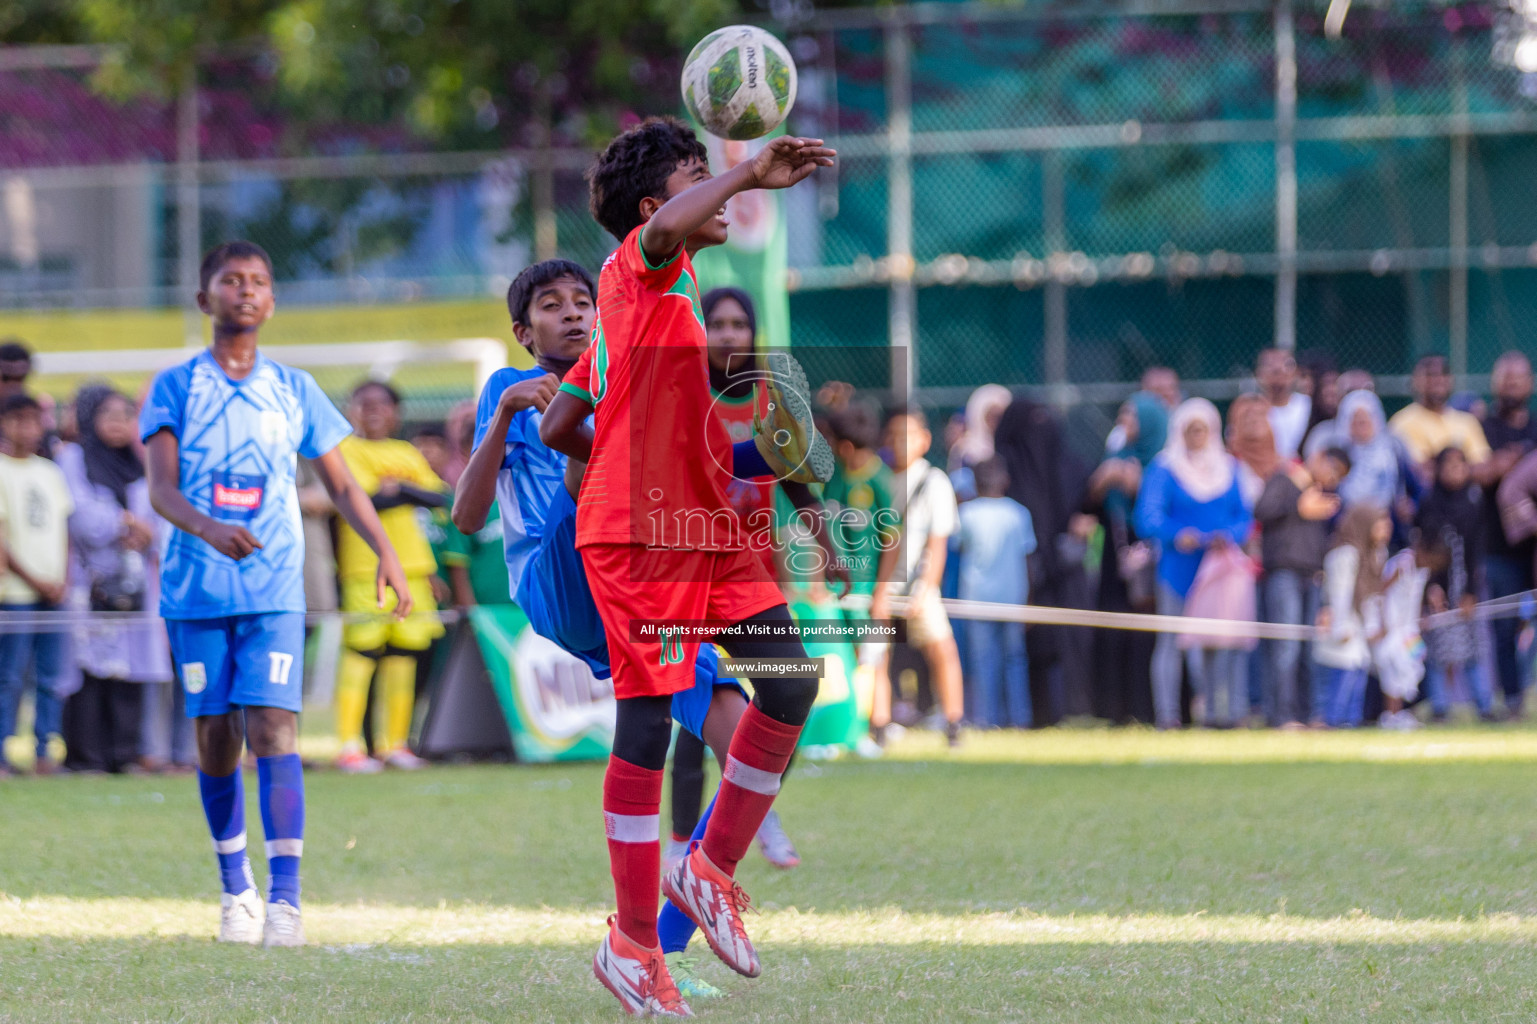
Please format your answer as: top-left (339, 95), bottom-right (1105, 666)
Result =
top-left (262, 900), bottom-right (305, 948)
top-left (219, 889), bottom-right (264, 944)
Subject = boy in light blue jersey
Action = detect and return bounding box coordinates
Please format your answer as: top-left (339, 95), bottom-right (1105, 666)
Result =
top-left (142, 240), bottom-right (411, 948)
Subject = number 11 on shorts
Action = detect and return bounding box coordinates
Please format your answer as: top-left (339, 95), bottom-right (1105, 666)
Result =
top-left (269, 651), bottom-right (294, 685)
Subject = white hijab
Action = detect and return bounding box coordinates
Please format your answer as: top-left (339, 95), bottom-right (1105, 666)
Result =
top-left (1159, 397), bottom-right (1235, 502)
top-left (949, 383), bottom-right (1012, 467)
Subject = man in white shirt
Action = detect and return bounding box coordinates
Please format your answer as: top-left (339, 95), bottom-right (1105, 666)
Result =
top-left (1258, 348), bottom-right (1311, 459)
top-left (870, 406), bottom-right (965, 747)
top-left (0, 394), bottom-right (74, 774)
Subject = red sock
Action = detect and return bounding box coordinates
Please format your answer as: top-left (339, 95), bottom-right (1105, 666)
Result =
top-left (701, 705), bottom-right (801, 876)
top-left (603, 755), bottom-right (664, 947)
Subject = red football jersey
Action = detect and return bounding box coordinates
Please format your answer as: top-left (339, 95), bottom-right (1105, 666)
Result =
top-left (712, 384), bottom-right (778, 575)
top-left (560, 226), bottom-right (740, 551)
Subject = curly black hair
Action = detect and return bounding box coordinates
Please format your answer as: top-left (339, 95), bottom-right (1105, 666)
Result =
top-left (587, 117), bottom-right (709, 243)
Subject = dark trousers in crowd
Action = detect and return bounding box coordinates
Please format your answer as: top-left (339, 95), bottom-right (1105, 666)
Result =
top-left (62, 673), bottom-right (143, 773)
top-left (1485, 554), bottom-right (1530, 712)
top-left (0, 606), bottom-right (66, 767)
top-left (1263, 570), bottom-right (1319, 725)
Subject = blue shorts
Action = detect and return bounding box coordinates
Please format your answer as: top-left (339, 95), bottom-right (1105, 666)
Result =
top-left (166, 613), bottom-right (306, 718)
top-left (516, 485), bottom-right (747, 741)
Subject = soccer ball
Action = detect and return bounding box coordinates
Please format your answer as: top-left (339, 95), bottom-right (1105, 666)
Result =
top-left (681, 25), bottom-right (798, 141)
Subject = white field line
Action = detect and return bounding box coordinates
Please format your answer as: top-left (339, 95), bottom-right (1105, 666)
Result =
top-left (2, 898), bottom-right (1536, 946)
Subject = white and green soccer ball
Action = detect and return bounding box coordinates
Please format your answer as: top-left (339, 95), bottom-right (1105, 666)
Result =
top-left (681, 25), bottom-right (798, 141)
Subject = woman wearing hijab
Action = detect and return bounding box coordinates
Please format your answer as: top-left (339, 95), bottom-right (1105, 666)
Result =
top-left (994, 396), bottom-right (1096, 723)
top-left (1335, 390), bottom-right (1408, 512)
top-left (1084, 392), bottom-right (1168, 723)
top-left (57, 386), bottom-right (172, 773)
top-left (948, 384), bottom-right (1013, 498)
top-left (1134, 398), bottom-right (1253, 728)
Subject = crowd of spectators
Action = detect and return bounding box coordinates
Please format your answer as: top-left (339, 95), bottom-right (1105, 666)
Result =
top-left (868, 348), bottom-right (1537, 732)
top-left (4, 332), bottom-right (1537, 774)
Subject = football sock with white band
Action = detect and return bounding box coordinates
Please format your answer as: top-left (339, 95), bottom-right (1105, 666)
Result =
top-left (257, 753), bottom-right (305, 908)
top-left (198, 768), bottom-right (254, 896)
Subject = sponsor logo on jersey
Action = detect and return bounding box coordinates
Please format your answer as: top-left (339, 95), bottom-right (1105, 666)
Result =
top-left (211, 471), bottom-right (266, 521)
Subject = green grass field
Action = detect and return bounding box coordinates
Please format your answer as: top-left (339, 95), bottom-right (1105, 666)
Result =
top-left (5, 728), bottom-right (1537, 1022)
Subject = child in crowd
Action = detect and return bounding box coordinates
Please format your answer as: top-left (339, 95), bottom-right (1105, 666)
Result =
top-left (871, 406), bottom-right (965, 746)
top-left (825, 401), bottom-right (899, 596)
top-left (956, 456), bottom-right (1036, 728)
top-left (0, 394), bottom-right (73, 774)
top-left (333, 381), bottom-right (447, 772)
top-left (1416, 446), bottom-right (1496, 721)
top-left (1254, 446), bottom-right (1349, 727)
top-left (1313, 504), bottom-right (1391, 727)
top-left (1375, 542), bottom-right (1428, 730)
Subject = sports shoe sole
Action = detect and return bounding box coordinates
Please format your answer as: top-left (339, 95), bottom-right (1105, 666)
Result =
top-left (760, 351), bottom-right (834, 485)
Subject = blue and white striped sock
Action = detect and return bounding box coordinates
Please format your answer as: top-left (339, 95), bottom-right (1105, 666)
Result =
top-left (198, 768), bottom-right (254, 896)
top-left (257, 754), bottom-right (305, 908)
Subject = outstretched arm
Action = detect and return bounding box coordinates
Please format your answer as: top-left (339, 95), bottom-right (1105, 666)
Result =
top-left (539, 390), bottom-right (595, 464)
top-left (641, 137), bottom-right (836, 263)
top-left (311, 446), bottom-right (413, 619)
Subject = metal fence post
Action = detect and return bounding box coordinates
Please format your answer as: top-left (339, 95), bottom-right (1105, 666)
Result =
top-left (1043, 150), bottom-right (1067, 388)
top-left (885, 11), bottom-right (915, 400)
top-left (176, 62), bottom-right (201, 347)
top-left (1449, 41), bottom-right (1470, 378)
top-left (1274, 0), bottom-right (1298, 352)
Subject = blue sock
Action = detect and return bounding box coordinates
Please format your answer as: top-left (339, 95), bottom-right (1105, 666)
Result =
top-left (732, 439), bottom-right (772, 480)
top-left (257, 753), bottom-right (305, 908)
top-left (198, 768), bottom-right (254, 896)
top-left (658, 793), bottom-right (716, 954)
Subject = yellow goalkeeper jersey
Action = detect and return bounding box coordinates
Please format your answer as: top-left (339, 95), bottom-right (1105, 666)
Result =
top-left (335, 435), bottom-right (444, 582)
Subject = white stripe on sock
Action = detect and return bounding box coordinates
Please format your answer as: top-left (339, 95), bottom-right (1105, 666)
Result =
top-left (723, 756), bottom-right (782, 796)
top-left (603, 812), bottom-right (660, 844)
top-left (212, 830), bottom-right (247, 855)
top-left (265, 839), bottom-right (304, 858)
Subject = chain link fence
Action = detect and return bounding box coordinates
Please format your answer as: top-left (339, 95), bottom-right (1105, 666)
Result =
top-left (4, 1), bottom-right (1537, 436)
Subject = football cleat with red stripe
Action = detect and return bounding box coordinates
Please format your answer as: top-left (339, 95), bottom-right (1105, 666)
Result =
top-left (662, 846), bottom-right (761, 978)
top-left (592, 916), bottom-right (694, 1018)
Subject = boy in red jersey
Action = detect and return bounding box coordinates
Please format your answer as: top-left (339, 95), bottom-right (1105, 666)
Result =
top-left (540, 117), bottom-right (833, 1017)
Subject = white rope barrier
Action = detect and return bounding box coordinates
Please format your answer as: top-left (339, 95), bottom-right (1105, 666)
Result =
top-left (1, 592), bottom-right (1532, 641)
top-left (0, 608), bottom-right (464, 634)
top-left (843, 590), bottom-right (1537, 643)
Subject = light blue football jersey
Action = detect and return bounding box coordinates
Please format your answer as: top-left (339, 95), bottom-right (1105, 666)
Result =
top-left (140, 349), bottom-right (351, 619)
top-left (471, 366), bottom-right (588, 588)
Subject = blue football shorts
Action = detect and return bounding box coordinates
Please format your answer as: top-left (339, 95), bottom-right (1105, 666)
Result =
top-left (166, 612), bottom-right (307, 718)
top-left (515, 485), bottom-right (747, 741)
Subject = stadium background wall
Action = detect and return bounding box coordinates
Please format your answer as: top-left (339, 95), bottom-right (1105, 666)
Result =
top-left (7, 0), bottom-right (1537, 459)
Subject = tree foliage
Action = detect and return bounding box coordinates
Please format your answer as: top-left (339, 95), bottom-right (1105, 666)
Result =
top-left (7, 0), bottom-right (752, 148)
